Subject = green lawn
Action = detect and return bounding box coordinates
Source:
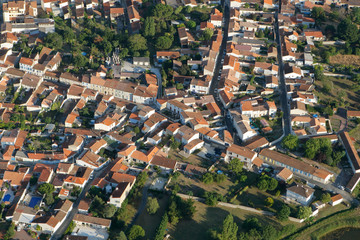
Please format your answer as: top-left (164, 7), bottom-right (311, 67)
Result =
top-left (170, 201), bottom-right (297, 240)
top-left (135, 194), bottom-right (170, 239)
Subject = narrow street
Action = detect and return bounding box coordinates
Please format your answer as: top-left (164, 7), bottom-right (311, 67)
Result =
top-left (274, 1), bottom-right (292, 136)
top-left (51, 166), bottom-right (109, 240)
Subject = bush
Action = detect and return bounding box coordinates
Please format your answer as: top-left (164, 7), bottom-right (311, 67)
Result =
top-left (146, 197), bottom-right (160, 215)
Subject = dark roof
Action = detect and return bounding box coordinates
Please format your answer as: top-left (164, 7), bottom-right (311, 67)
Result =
top-left (339, 132), bottom-right (360, 172)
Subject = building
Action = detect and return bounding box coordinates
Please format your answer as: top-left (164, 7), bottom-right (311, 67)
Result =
top-left (286, 184), bottom-right (315, 206)
top-left (259, 149), bottom-right (333, 183)
top-left (73, 214), bottom-right (111, 229)
top-left (225, 144), bottom-right (257, 169)
top-left (339, 132), bottom-right (360, 174)
top-left (330, 194), bottom-right (343, 206)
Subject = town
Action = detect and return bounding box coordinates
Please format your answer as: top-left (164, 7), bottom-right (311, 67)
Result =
top-left (0, 0), bottom-right (360, 239)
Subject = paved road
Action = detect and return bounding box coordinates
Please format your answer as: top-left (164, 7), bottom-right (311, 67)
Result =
top-left (51, 166), bottom-right (109, 240)
top-left (274, 2), bottom-right (292, 136)
top-left (209, 0), bottom-right (236, 142)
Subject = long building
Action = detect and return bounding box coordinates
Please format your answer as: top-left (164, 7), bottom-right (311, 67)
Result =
top-left (258, 149), bottom-right (333, 184)
top-left (339, 132), bottom-right (360, 174)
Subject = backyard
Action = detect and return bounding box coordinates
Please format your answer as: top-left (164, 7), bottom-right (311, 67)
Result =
top-left (168, 149), bottom-right (213, 168)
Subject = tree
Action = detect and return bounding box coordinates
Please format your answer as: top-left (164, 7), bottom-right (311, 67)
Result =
top-left (147, 197), bottom-right (160, 215)
top-left (103, 204), bottom-right (117, 218)
top-left (168, 200), bottom-right (180, 225)
top-left (204, 191), bottom-right (221, 206)
top-left (264, 197), bottom-right (274, 207)
top-left (337, 19), bottom-right (359, 43)
top-left (73, 54), bottom-right (88, 68)
top-left (297, 206), bottom-right (312, 220)
top-left (267, 178), bottom-right (278, 191)
top-left (311, 7), bottom-right (325, 24)
top-left (320, 193), bottom-right (331, 203)
top-left (153, 3), bottom-right (173, 19)
top-left (186, 20), bottom-right (196, 29)
top-left (262, 225), bottom-right (277, 240)
top-left (202, 173), bottom-right (214, 184)
top-left (228, 158), bottom-right (244, 174)
top-left (154, 213), bottom-right (168, 240)
top-left (135, 171), bottom-right (148, 188)
top-left (115, 231), bottom-right (128, 240)
top-left (128, 34), bottom-right (147, 52)
top-left (133, 126), bottom-right (140, 134)
top-left (4, 223), bottom-right (15, 240)
top-left (45, 194), bottom-right (54, 205)
top-left (281, 135), bottom-right (298, 150)
top-left (44, 32), bottom-right (63, 49)
top-left (243, 217), bottom-right (261, 231)
top-left (38, 183), bottom-right (55, 195)
top-left (143, 17), bottom-right (155, 37)
top-left (277, 204), bottom-right (291, 221)
top-left (156, 36), bottom-right (173, 50)
top-left (127, 225), bottom-right (145, 240)
top-left (217, 214), bottom-right (238, 240)
top-left (176, 83), bottom-right (184, 90)
top-left (257, 179), bottom-right (268, 191)
top-left (201, 28), bottom-right (214, 41)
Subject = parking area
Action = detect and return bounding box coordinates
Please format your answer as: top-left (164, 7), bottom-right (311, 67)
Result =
top-left (72, 226), bottom-right (108, 240)
top-left (121, 60), bottom-right (149, 73)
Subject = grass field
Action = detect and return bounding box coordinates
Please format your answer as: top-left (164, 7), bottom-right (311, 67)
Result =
top-left (168, 149), bottom-right (213, 168)
top-left (315, 76), bottom-right (360, 108)
top-left (330, 55), bottom-right (360, 67)
top-left (135, 194), bottom-right (170, 239)
top-left (170, 201), bottom-right (300, 240)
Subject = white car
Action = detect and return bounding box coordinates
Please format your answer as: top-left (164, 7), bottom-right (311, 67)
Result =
top-left (214, 88), bottom-right (218, 92)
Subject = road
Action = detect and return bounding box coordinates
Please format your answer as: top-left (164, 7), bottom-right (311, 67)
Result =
top-left (274, 2), bottom-right (292, 136)
top-left (209, 0), bottom-right (237, 142)
top-left (51, 166), bottom-right (109, 240)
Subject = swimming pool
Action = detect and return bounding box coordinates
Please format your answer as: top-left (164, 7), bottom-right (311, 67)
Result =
top-left (29, 196), bottom-right (42, 208)
top-left (2, 194), bottom-right (11, 202)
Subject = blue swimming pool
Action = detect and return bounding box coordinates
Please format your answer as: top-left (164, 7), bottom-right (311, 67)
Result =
top-left (2, 194), bottom-right (11, 202)
top-left (29, 196), bottom-right (42, 208)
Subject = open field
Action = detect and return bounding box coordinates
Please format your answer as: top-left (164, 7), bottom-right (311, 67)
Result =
top-left (287, 207), bottom-right (360, 240)
top-left (315, 77), bottom-right (360, 108)
top-left (168, 149), bottom-right (213, 168)
top-left (134, 194), bottom-right (170, 239)
top-left (330, 55), bottom-right (360, 67)
top-left (170, 201), bottom-right (301, 240)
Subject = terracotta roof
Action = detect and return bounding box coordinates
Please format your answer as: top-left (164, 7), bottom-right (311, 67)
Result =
top-left (331, 194), bottom-right (343, 203)
top-left (277, 167), bottom-right (293, 181)
top-left (151, 156), bottom-right (176, 170)
top-left (339, 132), bottom-right (360, 172)
top-left (110, 172), bottom-right (136, 184)
top-left (227, 144), bottom-right (256, 159)
top-left (73, 214), bottom-right (111, 227)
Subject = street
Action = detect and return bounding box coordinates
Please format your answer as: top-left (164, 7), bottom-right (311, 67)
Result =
top-left (51, 166), bottom-right (109, 240)
top-left (274, 1), bottom-right (292, 136)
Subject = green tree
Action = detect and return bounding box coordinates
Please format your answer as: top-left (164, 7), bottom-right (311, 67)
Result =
top-left (257, 179), bottom-right (268, 191)
top-left (128, 34), bottom-right (147, 52)
top-left (154, 213), bottom-right (168, 240)
top-left (204, 191), bottom-right (221, 206)
top-left (143, 17), bottom-right (156, 37)
top-left (103, 204), bottom-right (117, 218)
top-left (146, 197), bottom-right (160, 215)
top-left (38, 183), bottom-right (55, 195)
top-left (262, 225), bottom-right (277, 240)
top-left (202, 173), bottom-right (214, 184)
top-left (133, 126), bottom-right (140, 134)
top-left (73, 54), bottom-right (88, 68)
top-left (115, 231), bottom-right (128, 240)
top-left (277, 204), bottom-right (291, 221)
top-left (127, 225), bottom-right (145, 240)
top-left (297, 206), bottom-right (312, 220)
top-left (217, 214), bottom-right (238, 240)
top-left (337, 19), bottom-right (359, 43)
top-left (156, 36), bottom-right (173, 50)
top-left (153, 3), bottom-right (173, 19)
top-left (264, 197), bottom-right (274, 207)
top-left (267, 178), bottom-right (278, 191)
top-left (44, 32), bottom-right (63, 49)
top-left (228, 158), bottom-right (244, 174)
top-left (311, 7), bottom-right (326, 24)
top-left (281, 135), bottom-right (299, 150)
top-left (168, 200), bottom-right (180, 225)
top-left (201, 28), bottom-right (214, 41)
top-left (320, 193), bottom-right (331, 203)
top-left (186, 20), bottom-right (196, 29)
top-left (4, 223), bottom-right (15, 240)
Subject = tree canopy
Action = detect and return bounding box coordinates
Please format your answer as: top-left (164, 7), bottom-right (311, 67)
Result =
top-left (281, 135), bottom-right (299, 150)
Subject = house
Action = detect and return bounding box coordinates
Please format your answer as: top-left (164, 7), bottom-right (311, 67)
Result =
top-left (284, 64), bottom-right (302, 79)
top-left (304, 31), bottom-right (325, 41)
top-left (276, 167), bottom-right (293, 182)
top-left (259, 149), bottom-right (333, 184)
top-left (286, 184), bottom-right (315, 206)
top-left (229, 110), bottom-right (257, 142)
top-left (73, 214), bottom-right (111, 229)
top-left (183, 139), bottom-right (204, 154)
top-left (339, 132), bottom-right (360, 174)
top-left (150, 155), bottom-right (177, 173)
top-left (31, 216), bottom-right (59, 234)
top-left (78, 199), bottom-right (91, 214)
top-left (108, 181), bottom-right (134, 208)
top-left (156, 51), bottom-right (180, 65)
top-left (290, 101), bottom-right (308, 116)
top-left (224, 144), bottom-right (257, 169)
top-left (330, 194), bottom-right (343, 206)
top-left (265, 76), bottom-right (279, 89)
top-left (127, 5), bottom-right (140, 23)
top-left (76, 150), bottom-right (107, 170)
top-left (166, 100), bottom-right (193, 116)
top-left (133, 57), bottom-right (150, 66)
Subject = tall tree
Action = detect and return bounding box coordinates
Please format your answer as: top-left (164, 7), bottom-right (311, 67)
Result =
top-left (217, 214), bottom-right (238, 240)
